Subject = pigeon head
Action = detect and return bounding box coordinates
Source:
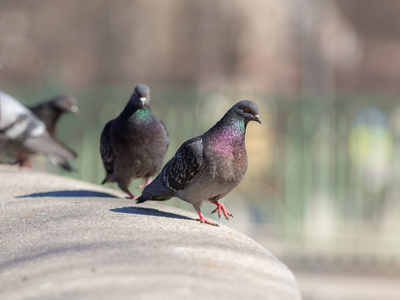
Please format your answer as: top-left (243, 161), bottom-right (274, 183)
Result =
top-left (231, 100), bottom-right (262, 125)
top-left (130, 84), bottom-right (151, 109)
top-left (51, 95), bottom-right (79, 115)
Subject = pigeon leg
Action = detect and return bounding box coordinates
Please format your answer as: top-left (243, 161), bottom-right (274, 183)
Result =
top-left (17, 152), bottom-right (32, 169)
top-left (210, 201), bottom-right (233, 220)
top-left (117, 180), bottom-right (137, 200)
top-left (126, 191), bottom-right (138, 200)
top-left (196, 211), bottom-right (219, 227)
top-left (21, 160), bottom-right (33, 169)
top-left (138, 178), bottom-right (152, 189)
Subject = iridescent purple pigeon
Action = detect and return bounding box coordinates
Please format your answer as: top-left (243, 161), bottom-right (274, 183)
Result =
top-left (136, 100), bottom-right (261, 226)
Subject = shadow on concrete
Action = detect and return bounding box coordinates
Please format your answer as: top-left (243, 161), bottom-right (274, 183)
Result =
top-left (16, 190), bottom-right (118, 198)
top-left (111, 206), bottom-right (194, 221)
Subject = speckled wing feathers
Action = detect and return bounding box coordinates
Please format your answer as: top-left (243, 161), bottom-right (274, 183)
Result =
top-left (162, 137), bottom-right (205, 191)
top-left (137, 136), bottom-right (205, 203)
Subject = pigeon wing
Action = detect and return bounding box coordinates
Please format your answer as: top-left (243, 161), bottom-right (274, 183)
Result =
top-left (23, 132), bottom-right (77, 160)
top-left (100, 120), bottom-right (115, 176)
top-left (162, 136), bottom-right (205, 191)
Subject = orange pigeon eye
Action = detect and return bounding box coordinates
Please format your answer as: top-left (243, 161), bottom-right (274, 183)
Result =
top-left (244, 107), bottom-right (250, 113)
top-left (147, 93), bottom-right (150, 97)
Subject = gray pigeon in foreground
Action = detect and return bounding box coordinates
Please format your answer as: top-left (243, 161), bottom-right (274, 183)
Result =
top-left (29, 94), bottom-right (79, 136)
top-left (0, 91), bottom-right (77, 169)
top-left (137, 100), bottom-right (262, 226)
top-left (100, 84), bottom-right (169, 199)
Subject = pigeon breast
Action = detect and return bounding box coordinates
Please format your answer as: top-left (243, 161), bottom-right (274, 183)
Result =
top-left (204, 119), bottom-right (248, 182)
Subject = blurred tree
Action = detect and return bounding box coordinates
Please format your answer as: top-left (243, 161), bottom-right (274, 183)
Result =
top-left (1, 0), bottom-right (400, 92)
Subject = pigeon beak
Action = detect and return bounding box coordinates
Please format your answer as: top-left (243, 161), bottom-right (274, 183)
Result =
top-left (70, 104), bottom-right (80, 116)
top-left (254, 114), bottom-right (262, 124)
top-left (139, 97), bottom-right (146, 107)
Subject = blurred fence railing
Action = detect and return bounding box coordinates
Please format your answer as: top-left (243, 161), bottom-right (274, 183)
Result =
top-left (266, 95), bottom-right (400, 271)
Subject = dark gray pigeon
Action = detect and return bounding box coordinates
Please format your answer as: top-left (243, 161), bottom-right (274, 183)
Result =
top-left (0, 91), bottom-right (77, 170)
top-left (29, 94), bottom-right (79, 136)
top-left (17, 94), bottom-right (79, 171)
top-left (137, 100), bottom-right (262, 226)
top-left (100, 84), bottom-right (169, 199)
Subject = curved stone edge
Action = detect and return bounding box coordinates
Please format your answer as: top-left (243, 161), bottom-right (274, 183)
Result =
top-left (0, 166), bottom-right (301, 300)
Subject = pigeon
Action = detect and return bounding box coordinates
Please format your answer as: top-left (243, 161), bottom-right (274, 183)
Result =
top-left (100, 84), bottom-right (169, 199)
top-left (29, 94), bottom-right (79, 136)
top-left (15, 94), bottom-right (79, 171)
top-left (0, 91), bottom-right (77, 170)
top-left (136, 100), bottom-right (262, 226)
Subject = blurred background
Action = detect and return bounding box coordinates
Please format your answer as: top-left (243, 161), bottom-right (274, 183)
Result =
top-left (1, 0), bottom-right (400, 299)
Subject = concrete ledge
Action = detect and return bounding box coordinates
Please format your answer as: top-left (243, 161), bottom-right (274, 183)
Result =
top-left (0, 166), bottom-right (301, 300)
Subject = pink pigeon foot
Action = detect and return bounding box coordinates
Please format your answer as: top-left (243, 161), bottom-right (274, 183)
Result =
top-left (125, 191), bottom-right (138, 200)
top-left (16, 152), bottom-right (32, 169)
top-left (138, 178), bottom-right (152, 189)
top-left (196, 211), bottom-right (219, 226)
top-left (19, 160), bottom-right (33, 169)
top-left (211, 201), bottom-right (233, 220)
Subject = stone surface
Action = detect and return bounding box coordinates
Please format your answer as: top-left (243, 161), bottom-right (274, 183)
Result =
top-left (0, 166), bottom-right (301, 300)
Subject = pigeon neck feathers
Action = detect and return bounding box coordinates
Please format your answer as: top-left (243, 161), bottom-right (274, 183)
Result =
top-left (204, 100), bottom-right (260, 153)
top-left (208, 107), bottom-right (248, 138)
top-left (212, 100), bottom-right (260, 132)
top-left (31, 104), bottom-right (61, 131)
top-left (119, 101), bottom-right (151, 121)
top-left (131, 107), bottom-right (152, 122)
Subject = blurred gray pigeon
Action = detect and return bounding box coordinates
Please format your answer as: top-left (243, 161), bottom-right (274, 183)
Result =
top-left (0, 91), bottom-right (77, 170)
top-left (100, 84), bottom-right (169, 199)
top-left (29, 94), bottom-right (79, 136)
top-left (137, 100), bottom-right (261, 226)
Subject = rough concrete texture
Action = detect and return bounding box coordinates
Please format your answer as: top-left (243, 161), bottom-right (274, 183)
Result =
top-left (0, 166), bottom-right (301, 300)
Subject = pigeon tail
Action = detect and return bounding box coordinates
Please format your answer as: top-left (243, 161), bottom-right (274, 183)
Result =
top-left (101, 175), bottom-right (113, 185)
top-left (136, 175), bottom-right (173, 203)
top-left (136, 189), bottom-right (173, 203)
top-left (58, 160), bottom-right (76, 172)
top-left (136, 195), bottom-right (148, 204)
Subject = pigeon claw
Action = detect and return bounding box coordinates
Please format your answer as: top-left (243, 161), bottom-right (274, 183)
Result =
top-left (211, 201), bottom-right (233, 220)
top-left (196, 212), bottom-right (219, 226)
top-left (126, 191), bottom-right (138, 200)
top-left (196, 218), bottom-right (219, 227)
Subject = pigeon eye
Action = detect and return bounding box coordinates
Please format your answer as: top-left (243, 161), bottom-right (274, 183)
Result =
top-left (244, 107), bottom-right (250, 113)
top-left (63, 99), bottom-right (70, 107)
top-left (134, 91), bottom-right (138, 97)
top-left (147, 93), bottom-right (150, 97)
